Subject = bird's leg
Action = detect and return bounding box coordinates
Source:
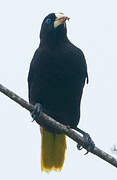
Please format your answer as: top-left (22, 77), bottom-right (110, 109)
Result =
top-left (74, 127), bottom-right (95, 154)
top-left (31, 103), bottom-right (43, 123)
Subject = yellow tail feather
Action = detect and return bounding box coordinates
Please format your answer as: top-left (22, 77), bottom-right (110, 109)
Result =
top-left (41, 128), bottom-right (66, 172)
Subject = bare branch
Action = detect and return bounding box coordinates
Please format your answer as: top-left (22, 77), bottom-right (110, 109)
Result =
top-left (0, 83), bottom-right (117, 168)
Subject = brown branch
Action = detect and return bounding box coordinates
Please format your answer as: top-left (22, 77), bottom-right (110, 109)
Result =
top-left (0, 83), bottom-right (117, 168)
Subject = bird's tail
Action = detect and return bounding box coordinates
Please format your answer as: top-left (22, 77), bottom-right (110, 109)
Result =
top-left (41, 127), bottom-right (66, 172)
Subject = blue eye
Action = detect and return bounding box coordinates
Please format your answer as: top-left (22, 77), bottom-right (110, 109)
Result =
top-left (45, 18), bottom-right (51, 24)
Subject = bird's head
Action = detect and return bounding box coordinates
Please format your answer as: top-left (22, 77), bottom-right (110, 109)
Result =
top-left (40, 13), bottom-right (70, 43)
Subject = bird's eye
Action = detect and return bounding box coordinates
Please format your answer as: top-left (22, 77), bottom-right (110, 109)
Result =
top-left (45, 18), bottom-right (51, 24)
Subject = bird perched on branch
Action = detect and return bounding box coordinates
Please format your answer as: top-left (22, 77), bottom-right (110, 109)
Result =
top-left (28, 13), bottom-right (94, 172)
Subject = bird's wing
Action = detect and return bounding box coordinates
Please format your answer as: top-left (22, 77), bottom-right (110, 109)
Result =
top-left (28, 49), bottom-right (39, 103)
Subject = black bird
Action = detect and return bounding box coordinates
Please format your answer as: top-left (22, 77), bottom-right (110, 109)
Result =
top-left (28, 13), bottom-right (94, 172)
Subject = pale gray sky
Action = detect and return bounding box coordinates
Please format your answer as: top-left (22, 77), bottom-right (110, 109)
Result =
top-left (0, 0), bottom-right (117, 179)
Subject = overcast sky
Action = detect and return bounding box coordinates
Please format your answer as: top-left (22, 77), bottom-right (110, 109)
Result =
top-left (0, 0), bottom-right (117, 179)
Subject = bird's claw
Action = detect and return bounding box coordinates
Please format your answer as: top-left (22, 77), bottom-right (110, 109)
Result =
top-left (77, 144), bottom-right (83, 150)
top-left (83, 133), bottom-right (95, 154)
top-left (31, 103), bottom-right (42, 122)
top-left (76, 132), bottom-right (95, 154)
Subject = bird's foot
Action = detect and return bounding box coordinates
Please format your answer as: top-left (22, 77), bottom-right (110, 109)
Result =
top-left (82, 132), bottom-right (95, 155)
top-left (31, 103), bottom-right (43, 123)
top-left (75, 127), bottom-right (95, 154)
top-left (77, 144), bottom-right (83, 150)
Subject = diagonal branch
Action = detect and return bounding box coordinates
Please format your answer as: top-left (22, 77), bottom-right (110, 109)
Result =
top-left (0, 83), bottom-right (117, 168)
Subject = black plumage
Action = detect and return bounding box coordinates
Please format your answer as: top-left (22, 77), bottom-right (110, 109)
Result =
top-left (28, 13), bottom-right (88, 131)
